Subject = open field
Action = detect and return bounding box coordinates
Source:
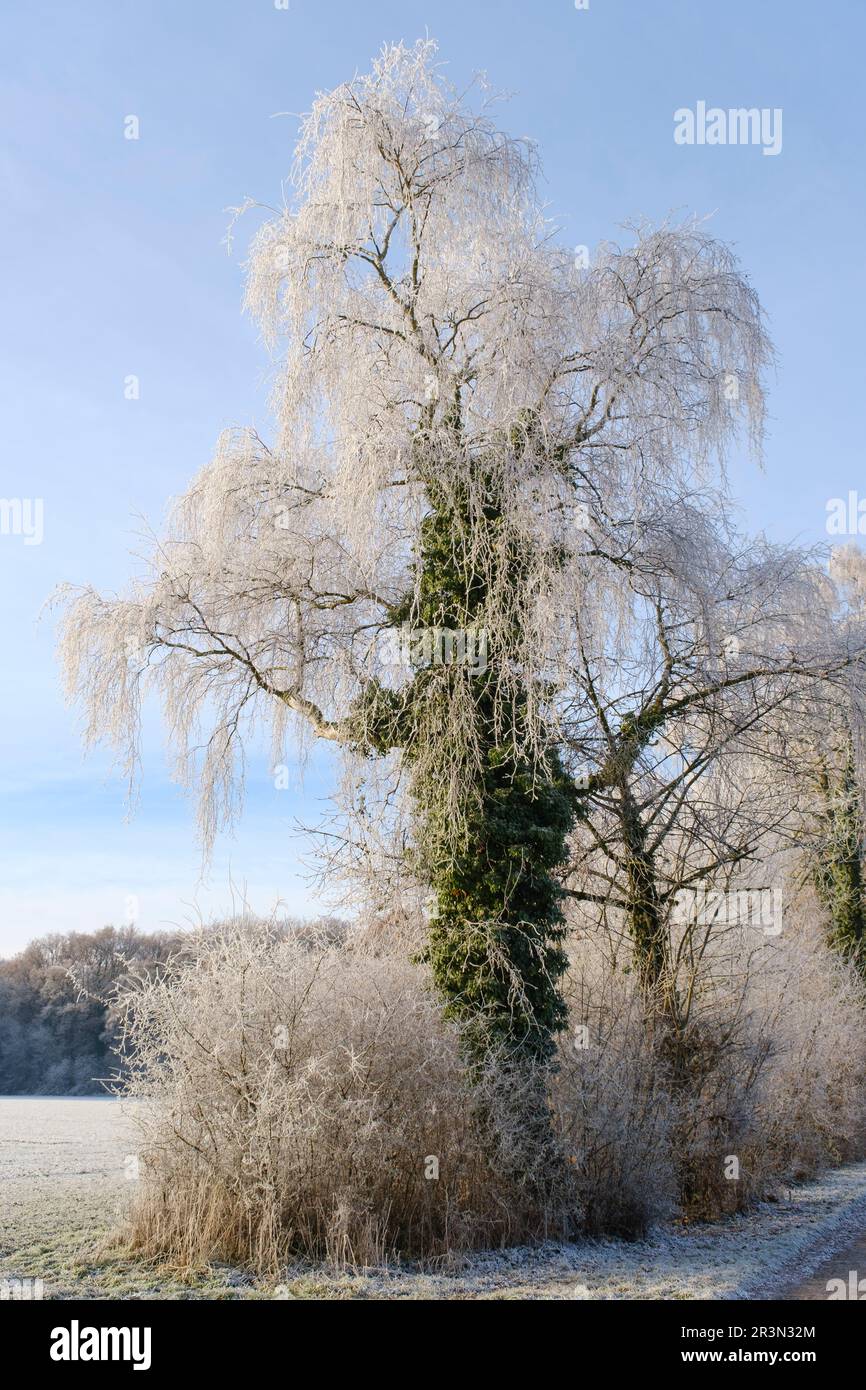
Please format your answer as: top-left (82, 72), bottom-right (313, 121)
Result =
top-left (2, 1097), bottom-right (866, 1301)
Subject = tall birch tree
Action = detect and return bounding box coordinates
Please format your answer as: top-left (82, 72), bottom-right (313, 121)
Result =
top-left (59, 40), bottom-right (772, 1067)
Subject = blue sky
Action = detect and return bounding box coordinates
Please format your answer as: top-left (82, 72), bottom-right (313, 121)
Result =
top-left (1, 0), bottom-right (863, 955)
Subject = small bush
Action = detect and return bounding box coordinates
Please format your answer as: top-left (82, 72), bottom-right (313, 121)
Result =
top-left (553, 949), bottom-right (677, 1237)
top-left (657, 921), bottom-right (866, 1219)
top-left (114, 904), bottom-right (866, 1272)
top-left (116, 919), bottom-right (578, 1270)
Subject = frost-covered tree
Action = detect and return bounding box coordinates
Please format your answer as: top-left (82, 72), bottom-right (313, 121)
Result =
top-left (783, 544), bottom-right (866, 973)
top-left (562, 508), bottom-right (866, 1030)
top-left (58, 39), bottom-right (773, 1067)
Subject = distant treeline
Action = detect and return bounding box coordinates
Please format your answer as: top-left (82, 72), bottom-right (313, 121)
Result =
top-left (0, 926), bottom-right (184, 1095)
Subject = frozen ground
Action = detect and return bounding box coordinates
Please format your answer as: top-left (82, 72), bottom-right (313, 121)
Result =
top-left (2, 1097), bottom-right (866, 1300)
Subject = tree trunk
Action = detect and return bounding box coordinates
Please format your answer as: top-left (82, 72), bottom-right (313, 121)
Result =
top-left (409, 478), bottom-right (576, 1065)
top-left (620, 790), bottom-right (678, 1020)
top-left (424, 741), bottom-right (575, 1063)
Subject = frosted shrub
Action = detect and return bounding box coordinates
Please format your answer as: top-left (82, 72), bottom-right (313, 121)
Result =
top-left (115, 919), bottom-right (578, 1270)
top-left (552, 948), bottom-right (677, 1237)
top-left (553, 897), bottom-right (866, 1225)
top-left (748, 932), bottom-right (866, 1179)
top-left (659, 919), bottom-right (866, 1218)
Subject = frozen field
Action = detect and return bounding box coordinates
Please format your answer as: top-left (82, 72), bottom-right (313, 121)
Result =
top-left (2, 1096), bottom-right (866, 1300)
top-left (0, 1097), bottom-right (253, 1299)
top-left (0, 1096), bottom-right (137, 1190)
top-left (0, 1097), bottom-right (153, 1299)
